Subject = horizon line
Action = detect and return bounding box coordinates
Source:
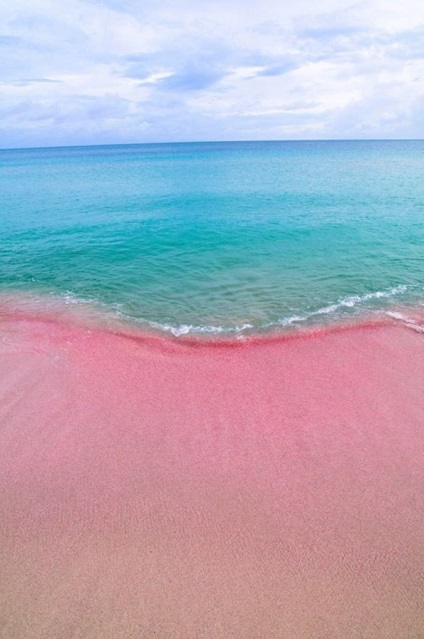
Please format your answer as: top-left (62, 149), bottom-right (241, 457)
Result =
top-left (1, 137), bottom-right (423, 152)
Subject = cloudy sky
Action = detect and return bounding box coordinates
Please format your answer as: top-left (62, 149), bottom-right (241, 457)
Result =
top-left (1, 0), bottom-right (424, 148)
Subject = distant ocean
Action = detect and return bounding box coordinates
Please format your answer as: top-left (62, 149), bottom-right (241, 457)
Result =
top-left (1, 140), bottom-right (424, 337)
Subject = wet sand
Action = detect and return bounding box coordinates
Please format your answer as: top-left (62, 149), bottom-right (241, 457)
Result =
top-left (0, 310), bottom-right (423, 638)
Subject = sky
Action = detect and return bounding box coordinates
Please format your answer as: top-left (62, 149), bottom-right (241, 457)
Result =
top-left (1, 0), bottom-right (424, 148)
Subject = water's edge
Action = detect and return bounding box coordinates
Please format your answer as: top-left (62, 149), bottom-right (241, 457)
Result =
top-left (2, 289), bottom-right (424, 346)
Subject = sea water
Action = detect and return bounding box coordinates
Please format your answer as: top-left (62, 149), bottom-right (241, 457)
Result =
top-left (1, 140), bottom-right (424, 336)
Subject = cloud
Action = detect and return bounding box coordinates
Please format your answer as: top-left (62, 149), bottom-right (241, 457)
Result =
top-left (0, 35), bottom-right (26, 46)
top-left (2, 78), bottom-right (63, 87)
top-left (255, 60), bottom-right (299, 77)
top-left (156, 67), bottom-right (227, 92)
top-left (0, 0), bottom-right (424, 147)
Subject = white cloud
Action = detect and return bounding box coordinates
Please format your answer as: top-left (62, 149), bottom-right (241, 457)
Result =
top-left (0, 0), bottom-right (423, 147)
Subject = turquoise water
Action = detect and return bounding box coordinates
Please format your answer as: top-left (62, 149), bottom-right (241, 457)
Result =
top-left (1, 140), bottom-right (424, 335)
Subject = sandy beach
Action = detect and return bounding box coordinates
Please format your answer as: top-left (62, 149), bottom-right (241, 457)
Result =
top-left (1, 309), bottom-right (423, 638)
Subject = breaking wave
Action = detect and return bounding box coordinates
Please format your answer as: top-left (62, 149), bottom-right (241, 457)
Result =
top-left (0, 283), bottom-right (420, 338)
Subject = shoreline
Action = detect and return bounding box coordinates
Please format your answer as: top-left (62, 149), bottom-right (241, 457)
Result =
top-left (1, 292), bottom-right (423, 344)
top-left (1, 306), bottom-right (424, 637)
top-left (0, 287), bottom-right (422, 343)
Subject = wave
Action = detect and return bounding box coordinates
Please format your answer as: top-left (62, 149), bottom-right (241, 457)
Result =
top-left (270, 285), bottom-right (408, 326)
top-left (0, 284), bottom-right (417, 338)
top-left (385, 311), bottom-right (424, 333)
top-left (135, 284), bottom-right (412, 337)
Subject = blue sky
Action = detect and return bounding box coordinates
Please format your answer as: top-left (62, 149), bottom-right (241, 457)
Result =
top-left (1, 0), bottom-right (423, 147)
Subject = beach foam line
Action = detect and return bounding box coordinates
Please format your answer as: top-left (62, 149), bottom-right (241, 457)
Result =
top-left (1, 307), bottom-right (424, 638)
top-left (0, 290), bottom-right (397, 349)
top-left (0, 283), bottom-right (415, 337)
top-left (135, 284), bottom-right (413, 336)
top-left (385, 310), bottom-right (424, 333)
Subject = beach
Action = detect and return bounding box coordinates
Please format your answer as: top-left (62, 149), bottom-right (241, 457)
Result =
top-left (1, 307), bottom-right (423, 638)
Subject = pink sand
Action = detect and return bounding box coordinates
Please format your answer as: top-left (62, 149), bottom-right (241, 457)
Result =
top-left (0, 310), bottom-right (423, 638)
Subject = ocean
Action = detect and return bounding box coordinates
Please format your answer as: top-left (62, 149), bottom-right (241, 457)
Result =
top-left (1, 139), bottom-right (424, 336)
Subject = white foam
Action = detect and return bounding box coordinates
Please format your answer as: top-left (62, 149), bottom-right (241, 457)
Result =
top-left (58, 284), bottom-right (412, 337)
top-left (267, 285), bottom-right (411, 332)
top-left (312, 285), bottom-right (408, 317)
top-left (386, 311), bottom-right (424, 333)
top-left (148, 320), bottom-right (254, 337)
top-left (1, 284), bottom-right (414, 338)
